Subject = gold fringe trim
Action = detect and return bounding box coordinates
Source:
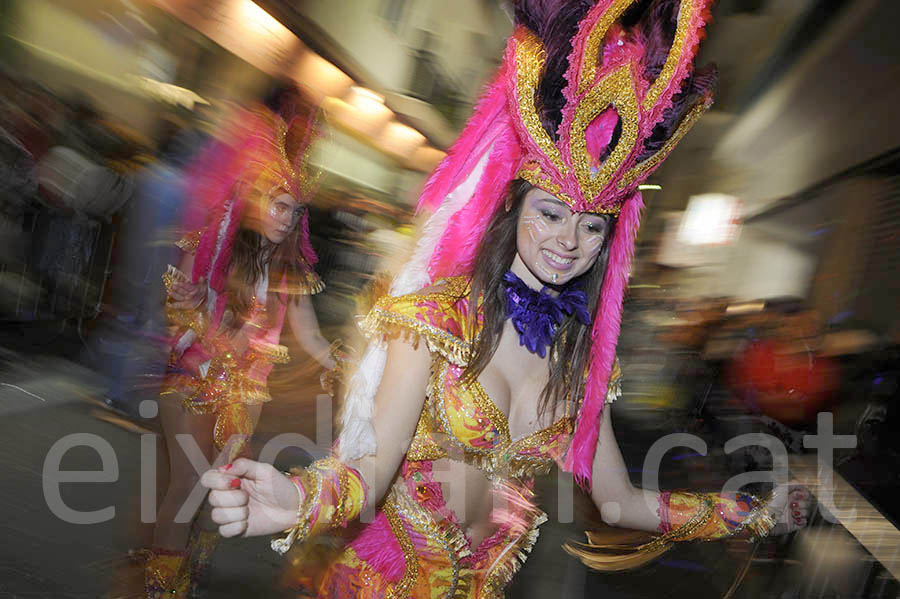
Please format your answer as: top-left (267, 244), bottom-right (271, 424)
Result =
top-left (359, 276), bottom-right (475, 367)
top-left (162, 373), bottom-right (274, 416)
top-left (248, 341), bottom-right (291, 364)
top-left (389, 486), bottom-right (473, 598)
top-left (562, 527), bottom-right (667, 572)
top-left (282, 270), bottom-right (325, 296)
top-left (360, 309), bottom-right (471, 367)
top-left (481, 511), bottom-right (548, 598)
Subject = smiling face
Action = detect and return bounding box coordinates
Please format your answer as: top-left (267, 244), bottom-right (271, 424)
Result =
top-left (514, 187), bottom-right (611, 288)
top-left (262, 191), bottom-right (304, 244)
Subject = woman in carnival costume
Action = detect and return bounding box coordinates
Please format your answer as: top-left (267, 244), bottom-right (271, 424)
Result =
top-left (146, 86), bottom-right (337, 597)
top-left (202, 1), bottom-right (812, 597)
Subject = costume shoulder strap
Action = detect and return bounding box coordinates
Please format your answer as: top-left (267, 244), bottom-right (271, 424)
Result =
top-left (359, 276), bottom-right (478, 366)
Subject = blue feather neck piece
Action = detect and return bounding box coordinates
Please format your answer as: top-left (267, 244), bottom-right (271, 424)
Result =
top-left (502, 270), bottom-right (591, 358)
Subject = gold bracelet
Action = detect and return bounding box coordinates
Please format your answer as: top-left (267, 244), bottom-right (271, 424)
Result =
top-left (732, 492), bottom-right (777, 541)
top-left (290, 475), bottom-right (306, 525)
top-left (271, 470), bottom-right (320, 555)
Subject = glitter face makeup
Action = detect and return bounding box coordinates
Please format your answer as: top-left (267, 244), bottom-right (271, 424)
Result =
top-left (263, 191), bottom-right (304, 244)
top-left (513, 187), bottom-right (611, 288)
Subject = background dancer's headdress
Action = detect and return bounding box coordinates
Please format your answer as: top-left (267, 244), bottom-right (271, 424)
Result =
top-left (341, 0), bottom-right (716, 488)
top-left (186, 100), bottom-right (323, 331)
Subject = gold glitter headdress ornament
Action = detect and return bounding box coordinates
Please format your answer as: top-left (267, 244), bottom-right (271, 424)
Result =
top-left (337, 0), bottom-right (717, 489)
top-left (510, 0), bottom-right (715, 215)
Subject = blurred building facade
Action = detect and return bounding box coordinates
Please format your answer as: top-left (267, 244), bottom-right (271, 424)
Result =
top-left (2, 0), bottom-right (511, 206)
top-left (637, 0), bottom-right (900, 336)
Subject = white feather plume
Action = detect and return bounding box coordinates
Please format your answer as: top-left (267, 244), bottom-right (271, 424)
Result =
top-left (337, 149), bottom-right (492, 460)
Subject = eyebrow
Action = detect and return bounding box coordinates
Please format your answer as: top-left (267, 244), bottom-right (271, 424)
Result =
top-left (534, 196), bottom-right (568, 209)
top-left (274, 196), bottom-right (298, 207)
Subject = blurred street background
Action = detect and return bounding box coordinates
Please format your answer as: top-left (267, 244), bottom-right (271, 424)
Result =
top-left (1, 0), bottom-right (899, 597)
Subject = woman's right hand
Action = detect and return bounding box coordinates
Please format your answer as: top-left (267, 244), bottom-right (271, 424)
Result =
top-left (200, 458), bottom-right (301, 538)
top-left (167, 275), bottom-right (206, 311)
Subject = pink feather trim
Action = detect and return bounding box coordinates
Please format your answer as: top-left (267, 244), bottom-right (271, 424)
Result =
top-left (564, 192), bottom-right (644, 488)
top-left (428, 125), bottom-right (522, 279)
top-left (349, 513), bottom-right (406, 582)
top-left (585, 107), bottom-right (619, 167)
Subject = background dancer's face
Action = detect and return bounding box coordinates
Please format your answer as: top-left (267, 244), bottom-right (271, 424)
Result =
top-left (515, 187), bottom-right (611, 287)
top-left (263, 191), bottom-right (304, 244)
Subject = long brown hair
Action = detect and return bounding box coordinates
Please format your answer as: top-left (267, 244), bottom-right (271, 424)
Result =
top-left (223, 194), bottom-right (309, 331)
top-left (464, 179), bottom-right (616, 420)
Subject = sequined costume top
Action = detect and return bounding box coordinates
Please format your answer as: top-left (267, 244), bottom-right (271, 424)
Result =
top-left (310, 276), bottom-right (621, 598)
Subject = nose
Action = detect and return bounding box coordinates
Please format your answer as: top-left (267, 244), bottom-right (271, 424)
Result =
top-left (556, 221), bottom-right (578, 251)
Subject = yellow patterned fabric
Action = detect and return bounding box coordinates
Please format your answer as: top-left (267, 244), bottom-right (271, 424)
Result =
top-left (296, 277), bottom-right (621, 597)
top-left (362, 277), bottom-right (621, 479)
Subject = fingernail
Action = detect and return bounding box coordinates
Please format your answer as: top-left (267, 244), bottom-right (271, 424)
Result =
top-left (223, 463), bottom-right (233, 471)
top-left (229, 478), bottom-right (241, 489)
top-left (791, 501), bottom-right (798, 507)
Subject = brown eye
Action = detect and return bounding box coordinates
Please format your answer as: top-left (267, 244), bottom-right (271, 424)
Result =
top-left (584, 219), bottom-right (606, 234)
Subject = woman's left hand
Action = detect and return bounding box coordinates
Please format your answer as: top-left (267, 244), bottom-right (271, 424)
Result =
top-left (768, 482), bottom-right (814, 535)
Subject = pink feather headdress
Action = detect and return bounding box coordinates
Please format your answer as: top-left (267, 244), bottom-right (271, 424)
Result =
top-left (416, 0), bottom-right (716, 487)
top-left (185, 104), bottom-right (323, 330)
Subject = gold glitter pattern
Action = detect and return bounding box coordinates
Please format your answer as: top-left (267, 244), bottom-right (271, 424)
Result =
top-left (334, 464), bottom-right (350, 528)
top-left (516, 164), bottom-right (621, 216)
top-left (503, 417), bottom-right (574, 477)
top-left (360, 277), bottom-right (475, 367)
top-left (470, 374), bottom-right (512, 445)
top-left (516, 164), bottom-right (570, 202)
top-left (406, 408), bottom-right (448, 462)
top-left (576, 0), bottom-right (635, 95)
top-left (383, 499), bottom-right (419, 599)
top-left (643, 0), bottom-right (693, 111)
top-left (175, 228), bottom-right (204, 254)
top-left (569, 64), bottom-right (640, 199)
top-left (389, 486), bottom-right (471, 598)
top-left (514, 32), bottom-right (566, 173)
top-left (430, 360), bottom-right (505, 459)
top-left (619, 98), bottom-right (710, 188)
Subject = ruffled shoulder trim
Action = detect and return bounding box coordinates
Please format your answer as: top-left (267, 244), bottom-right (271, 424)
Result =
top-left (175, 228), bottom-right (205, 254)
top-left (359, 276), bottom-right (479, 366)
top-left (283, 269), bottom-right (325, 295)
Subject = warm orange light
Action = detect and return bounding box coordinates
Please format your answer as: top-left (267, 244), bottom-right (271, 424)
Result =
top-left (240, 0), bottom-right (281, 33)
top-left (347, 87), bottom-right (390, 123)
top-left (349, 86), bottom-right (384, 105)
top-left (323, 96), bottom-right (391, 137)
top-left (296, 52), bottom-right (353, 99)
top-left (379, 121), bottom-right (426, 158)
